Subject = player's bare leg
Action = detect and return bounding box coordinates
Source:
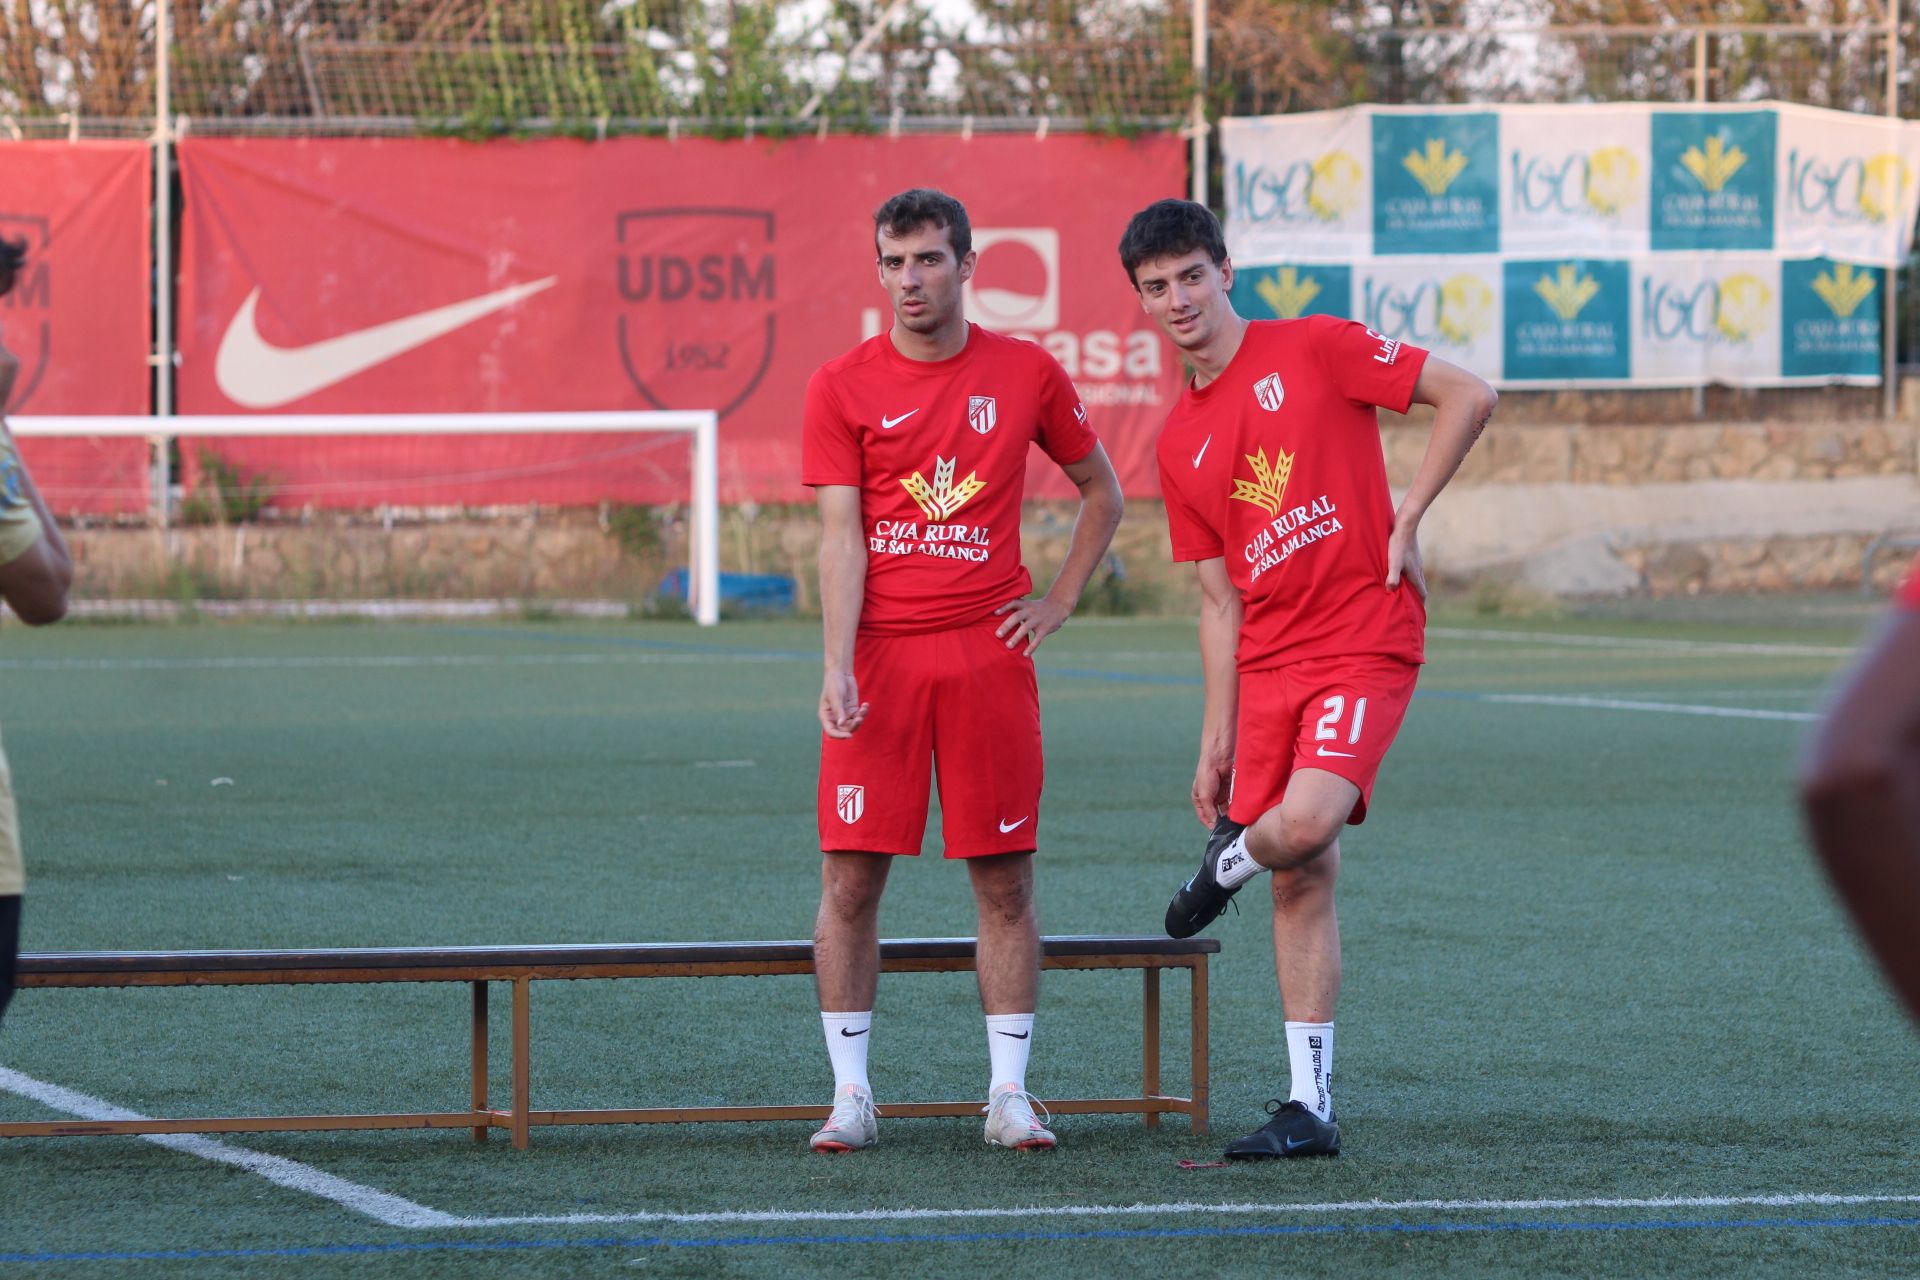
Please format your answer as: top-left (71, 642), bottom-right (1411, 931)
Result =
top-left (810, 852), bottom-right (891, 1152)
top-left (1219, 768), bottom-right (1355, 1158)
top-left (968, 851), bottom-right (1054, 1149)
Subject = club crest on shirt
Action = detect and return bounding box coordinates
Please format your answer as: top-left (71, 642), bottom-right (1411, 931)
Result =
top-left (968, 395), bottom-right (998, 435)
top-left (836, 785), bottom-right (865, 824)
top-left (1230, 446), bottom-right (1295, 516)
top-left (901, 456), bottom-right (987, 522)
top-left (1253, 372), bottom-right (1285, 412)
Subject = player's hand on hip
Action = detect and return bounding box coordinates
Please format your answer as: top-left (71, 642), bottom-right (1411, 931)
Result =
top-left (994, 595), bottom-right (1069, 656)
top-left (1191, 751), bottom-right (1233, 826)
top-left (819, 670), bottom-right (869, 739)
top-left (1385, 525), bottom-right (1428, 600)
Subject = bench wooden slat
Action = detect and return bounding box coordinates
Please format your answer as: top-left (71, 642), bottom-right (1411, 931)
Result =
top-left (18, 934), bottom-right (1218, 978)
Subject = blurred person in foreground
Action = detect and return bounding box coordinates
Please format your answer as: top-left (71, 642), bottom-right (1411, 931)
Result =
top-left (1799, 553), bottom-right (1920, 1025)
top-left (0, 236), bottom-right (75, 1029)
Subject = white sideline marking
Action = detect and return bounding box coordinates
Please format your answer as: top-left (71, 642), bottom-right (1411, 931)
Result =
top-left (0, 651), bottom-right (795, 672)
top-left (0, 1068), bottom-right (457, 1228)
top-left (1431, 627), bottom-right (1853, 659)
top-left (1478, 693), bottom-right (1818, 722)
top-left (0, 1068), bottom-right (1911, 1234)
top-left (460, 1191), bottom-right (1920, 1228)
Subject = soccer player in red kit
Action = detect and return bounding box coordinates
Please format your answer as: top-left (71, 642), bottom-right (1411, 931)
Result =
top-left (801, 189), bottom-right (1123, 1152)
top-left (1801, 554), bottom-right (1920, 1027)
top-left (1118, 200), bottom-right (1497, 1159)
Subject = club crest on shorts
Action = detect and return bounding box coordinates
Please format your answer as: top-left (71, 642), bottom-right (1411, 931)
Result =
top-left (1253, 373), bottom-right (1285, 412)
top-left (968, 395), bottom-right (998, 435)
top-left (836, 784), bottom-right (865, 824)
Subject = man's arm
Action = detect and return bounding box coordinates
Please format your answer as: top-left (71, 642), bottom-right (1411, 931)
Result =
top-left (1390, 355), bottom-right (1498, 594)
top-left (1798, 608), bottom-right (1920, 1023)
top-left (993, 443), bottom-right (1123, 655)
top-left (0, 341), bottom-right (73, 626)
top-left (1191, 555), bottom-right (1242, 826)
top-left (815, 484), bottom-right (869, 739)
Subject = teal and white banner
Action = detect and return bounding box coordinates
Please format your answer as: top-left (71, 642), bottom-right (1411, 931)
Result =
top-left (1232, 255), bottom-right (1884, 387)
top-left (1223, 103), bottom-right (1920, 266)
top-left (1223, 101), bottom-right (1911, 386)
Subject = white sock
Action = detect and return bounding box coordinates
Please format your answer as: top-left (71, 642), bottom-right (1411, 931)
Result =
top-left (1285, 1020), bottom-right (1334, 1120)
top-left (986, 1013), bottom-right (1034, 1094)
top-left (822, 1011), bottom-right (872, 1093)
top-left (1215, 831), bottom-right (1264, 889)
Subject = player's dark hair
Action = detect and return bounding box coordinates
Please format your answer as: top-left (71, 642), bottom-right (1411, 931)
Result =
top-left (873, 188), bottom-right (971, 260)
top-left (1118, 200), bottom-right (1227, 287)
top-left (0, 237), bottom-right (25, 299)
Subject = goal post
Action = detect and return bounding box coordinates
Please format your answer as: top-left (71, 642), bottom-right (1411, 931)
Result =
top-left (9, 410), bottom-right (722, 626)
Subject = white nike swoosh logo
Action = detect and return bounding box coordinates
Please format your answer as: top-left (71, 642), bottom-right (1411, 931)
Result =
top-left (880, 410), bottom-right (918, 430)
top-left (1316, 747), bottom-right (1358, 758)
top-left (214, 277), bottom-right (559, 409)
top-left (1192, 436), bottom-right (1211, 468)
top-left (998, 816), bottom-right (1030, 833)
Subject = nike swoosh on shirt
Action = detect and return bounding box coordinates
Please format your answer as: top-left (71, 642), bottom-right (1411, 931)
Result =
top-left (880, 410), bottom-right (919, 430)
top-left (1192, 435), bottom-right (1212, 468)
top-left (1316, 746), bottom-right (1358, 758)
top-left (998, 816), bottom-right (1030, 833)
top-left (214, 277), bottom-right (559, 409)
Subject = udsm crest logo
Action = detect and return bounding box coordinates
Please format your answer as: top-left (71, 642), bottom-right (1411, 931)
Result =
top-left (0, 213), bottom-right (52, 410)
top-left (615, 208), bottom-right (776, 418)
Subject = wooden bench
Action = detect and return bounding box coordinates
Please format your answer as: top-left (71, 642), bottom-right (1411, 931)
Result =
top-left (3, 935), bottom-right (1215, 1149)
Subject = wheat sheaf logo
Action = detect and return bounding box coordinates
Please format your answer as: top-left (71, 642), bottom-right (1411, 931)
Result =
top-left (901, 456), bottom-right (986, 522)
top-left (1257, 267), bottom-right (1321, 320)
top-left (1681, 134), bottom-right (1747, 193)
top-left (1534, 264), bottom-right (1601, 322)
top-left (1403, 138), bottom-right (1469, 197)
top-left (1812, 262), bottom-right (1876, 319)
top-left (1230, 447), bottom-right (1295, 516)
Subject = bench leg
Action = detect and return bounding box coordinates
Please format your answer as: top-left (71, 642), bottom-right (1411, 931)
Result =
top-left (471, 981), bottom-right (489, 1143)
top-left (1189, 957), bottom-right (1209, 1134)
top-left (1142, 967), bottom-right (1161, 1129)
top-left (512, 977), bottom-right (531, 1150)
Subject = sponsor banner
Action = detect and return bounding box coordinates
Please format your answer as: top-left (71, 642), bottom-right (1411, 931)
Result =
top-left (1649, 110), bottom-right (1776, 252)
top-left (1224, 102), bottom-right (1919, 268)
top-left (1501, 109), bottom-right (1650, 257)
top-left (1354, 257), bottom-right (1504, 384)
top-left (1777, 112), bottom-right (1920, 265)
top-left (1502, 258), bottom-right (1631, 382)
top-left (1631, 255), bottom-right (1783, 385)
top-left (1780, 257), bottom-right (1883, 382)
top-left (1371, 112), bottom-right (1500, 255)
top-left (1222, 112), bottom-right (1372, 264)
top-left (0, 142), bottom-right (152, 514)
top-left (178, 135), bottom-right (1184, 506)
top-left (1230, 263), bottom-right (1353, 320)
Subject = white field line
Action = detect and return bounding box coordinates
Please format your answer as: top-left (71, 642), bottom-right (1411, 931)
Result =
top-left (458, 1192), bottom-right (1920, 1228)
top-left (1478, 693), bottom-right (1818, 722)
top-left (2, 1067), bottom-right (1914, 1230)
top-left (0, 1067), bottom-right (456, 1228)
top-left (0, 651), bottom-right (799, 672)
top-left (1431, 627), bottom-right (1853, 659)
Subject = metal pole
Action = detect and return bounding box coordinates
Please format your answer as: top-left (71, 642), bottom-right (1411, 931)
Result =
top-left (1693, 28), bottom-right (1709, 418)
top-left (1190, 0), bottom-right (1207, 205)
top-left (152, 0), bottom-right (175, 523)
top-left (692, 411), bottom-right (720, 627)
top-left (1885, 0), bottom-right (1901, 419)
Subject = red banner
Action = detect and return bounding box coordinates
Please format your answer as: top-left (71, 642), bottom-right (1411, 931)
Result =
top-left (178, 135), bottom-right (1185, 507)
top-left (0, 142), bottom-right (152, 514)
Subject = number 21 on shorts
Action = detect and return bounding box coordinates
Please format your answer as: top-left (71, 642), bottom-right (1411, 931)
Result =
top-left (1313, 695), bottom-right (1368, 749)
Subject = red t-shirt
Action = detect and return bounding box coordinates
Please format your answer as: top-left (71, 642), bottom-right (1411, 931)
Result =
top-left (1899, 554), bottom-right (1920, 609)
top-left (1157, 316), bottom-right (1429, 672)
top-left (802, 325), bottom-right (1098, 635)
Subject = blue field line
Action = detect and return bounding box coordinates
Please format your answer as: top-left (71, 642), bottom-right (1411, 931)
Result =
top-left (7, 1214), bottom-right (1917, 1265)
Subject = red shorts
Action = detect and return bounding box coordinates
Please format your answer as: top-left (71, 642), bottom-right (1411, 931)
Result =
top-left (818, 616), bottom-right (1043, 858)
top-left (1227, 655), bottom-right (1419, 828)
